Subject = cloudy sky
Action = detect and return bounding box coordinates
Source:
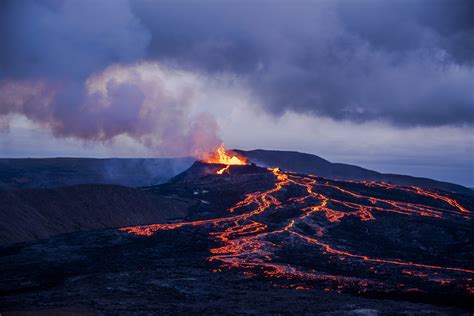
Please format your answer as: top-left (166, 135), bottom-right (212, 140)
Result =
top-left (0, 0), bottom-right (473, 186)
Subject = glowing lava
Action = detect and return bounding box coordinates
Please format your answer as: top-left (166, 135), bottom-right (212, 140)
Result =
top-left (204, 144), bottom-right (247, 174)
top-left (120, 165), bottom-right (474, 298)
top-left (217, 165), bottom-right (231, 174)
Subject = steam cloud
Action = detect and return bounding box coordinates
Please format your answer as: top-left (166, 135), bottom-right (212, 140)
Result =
top-left (0, 0), bottom-right (473, 155)
top-left (0, 0), bottom-right (221, 156)
top-left (0, 63), bottom-right (221, 156)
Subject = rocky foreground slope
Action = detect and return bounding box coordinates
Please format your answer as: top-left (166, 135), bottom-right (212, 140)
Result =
top-left (1, 162), bottom-right (473, 314)
top-left (0, 184), bottom-right (190, 245)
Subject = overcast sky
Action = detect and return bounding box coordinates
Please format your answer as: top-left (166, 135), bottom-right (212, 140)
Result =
top-left (0, 0), bottom-right (473, 186)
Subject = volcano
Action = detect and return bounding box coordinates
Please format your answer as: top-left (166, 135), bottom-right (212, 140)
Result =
top-left (1, 154), bottom-right (473, 314)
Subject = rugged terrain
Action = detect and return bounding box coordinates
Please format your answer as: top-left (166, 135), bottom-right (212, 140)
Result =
top-left (1, 162), bottom-right (473, 314)
top-left (0, 185), bottom-right (190, 245)
top-left (2, 150), bottom-right (471, 195)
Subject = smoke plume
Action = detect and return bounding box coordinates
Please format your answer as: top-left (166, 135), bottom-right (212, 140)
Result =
top-left (0, 63), bottom-right (221, 157)
top-left (1, 0), bottom-right (473, 157)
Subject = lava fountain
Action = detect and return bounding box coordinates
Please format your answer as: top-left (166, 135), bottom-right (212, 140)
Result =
top-left (204, 144), bottom-right (248, 174)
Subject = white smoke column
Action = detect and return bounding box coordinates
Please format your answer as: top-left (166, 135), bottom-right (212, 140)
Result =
top-left (0, 63), bottom-right (222, 157)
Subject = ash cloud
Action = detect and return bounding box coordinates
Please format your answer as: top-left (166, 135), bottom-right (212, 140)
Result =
top-left (1, 0), bottom-right (473, 155)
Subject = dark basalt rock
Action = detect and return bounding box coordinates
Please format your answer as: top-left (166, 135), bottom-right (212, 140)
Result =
top-left (168, 161), bottom-right (270, 183)
top-left (0, 163), bottom-right (473, 314)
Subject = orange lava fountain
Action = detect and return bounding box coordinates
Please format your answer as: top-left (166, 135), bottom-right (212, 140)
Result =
top-left (204, 144), bottom-right (248, 174)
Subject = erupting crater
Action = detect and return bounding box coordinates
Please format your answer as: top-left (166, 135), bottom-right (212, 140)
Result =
top-left (120, 155), bottom-right (474, 305)
top-left (203, 144), bottom-right (248, 174)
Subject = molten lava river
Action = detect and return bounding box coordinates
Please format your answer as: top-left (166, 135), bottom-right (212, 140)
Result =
top-left (120, 162), bottom-right (474, 303)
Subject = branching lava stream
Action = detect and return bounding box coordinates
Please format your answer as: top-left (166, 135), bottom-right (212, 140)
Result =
top-left (121, 165), bottom-right (474, 298)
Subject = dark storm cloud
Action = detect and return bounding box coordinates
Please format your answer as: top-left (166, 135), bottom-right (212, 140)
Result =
top-left (0, 0), bottom-right (150, 78)
top-left (131, 0), bottom-right (474, 126)
top-left (1, 0), bottom-right (473, 137)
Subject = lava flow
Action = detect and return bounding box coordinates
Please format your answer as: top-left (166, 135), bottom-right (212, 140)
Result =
top-left (120, 161), bottom-right (474, 300)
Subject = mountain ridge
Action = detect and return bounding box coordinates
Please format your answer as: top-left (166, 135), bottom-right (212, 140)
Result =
top-left (0, 149), bottom-right (470, 195)
top-left (234, 149), bottom-right (473, 195)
